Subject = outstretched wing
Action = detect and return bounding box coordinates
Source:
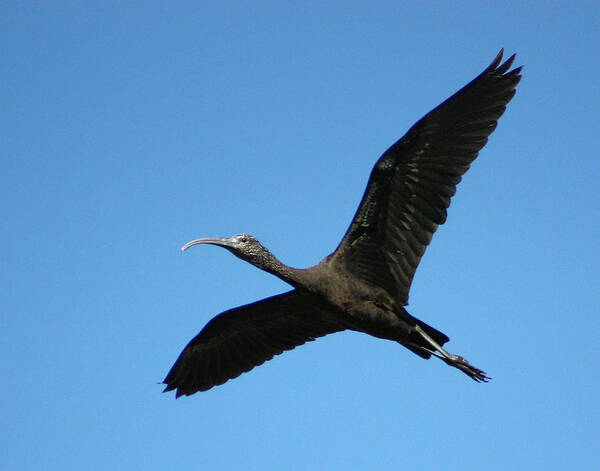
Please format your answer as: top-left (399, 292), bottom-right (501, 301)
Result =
top-left (330, 50), bottom-right (522, 305)
top-left (163, 290), bottom-right (345, 396)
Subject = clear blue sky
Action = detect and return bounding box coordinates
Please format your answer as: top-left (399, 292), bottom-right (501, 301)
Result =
top-left (2, 2), bottom-right (598, 470)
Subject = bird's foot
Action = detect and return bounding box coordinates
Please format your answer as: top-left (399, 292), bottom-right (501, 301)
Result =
top-left (441, 353), bottom-right (490, 382)
top-left (413, 325), bottom-right (490, 382)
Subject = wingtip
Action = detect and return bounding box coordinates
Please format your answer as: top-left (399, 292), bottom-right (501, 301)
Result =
top-left (489, 48), bottom-right (504, 69)
top-left (162, 382), bottom-right (186, 398)
top-left (498, 52), bottom-right (517, 73)
top-left (484, 49), bottom-right (521, 79)
top-left (162, 375), bottom-right (180, 395)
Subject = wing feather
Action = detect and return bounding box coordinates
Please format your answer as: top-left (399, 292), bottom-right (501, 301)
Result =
top-left (330, 50), bottom-right (522, 304)
top-left (163, 290), bottom-right (345, 396)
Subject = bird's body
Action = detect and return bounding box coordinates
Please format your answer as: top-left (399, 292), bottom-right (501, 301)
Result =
top-left (163, 50), bottom-right (522, 397)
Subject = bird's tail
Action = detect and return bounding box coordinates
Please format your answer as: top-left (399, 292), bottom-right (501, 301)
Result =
top-left (395, 308), bottom-right (450, 359)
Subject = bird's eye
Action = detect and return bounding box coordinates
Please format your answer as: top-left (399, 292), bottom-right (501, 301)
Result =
top-left (238, 235), bottom-right (247, 243)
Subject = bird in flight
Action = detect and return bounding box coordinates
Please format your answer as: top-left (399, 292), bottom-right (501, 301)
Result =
top-left (163, 50), bottom-right (521, 397)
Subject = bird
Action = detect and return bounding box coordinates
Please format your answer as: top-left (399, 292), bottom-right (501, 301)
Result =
top-left (163, 50), bottom-right (522, 397)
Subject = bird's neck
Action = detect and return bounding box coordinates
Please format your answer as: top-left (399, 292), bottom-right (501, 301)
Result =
top-left (251, 249), bottom-right (307, 287)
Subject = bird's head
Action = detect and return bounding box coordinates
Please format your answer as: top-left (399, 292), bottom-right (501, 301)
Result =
top-left (181, 233), bottom-right (271, 265)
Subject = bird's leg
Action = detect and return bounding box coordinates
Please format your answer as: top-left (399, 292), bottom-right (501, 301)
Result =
top-left (413, 325), bottom-right (490, 382)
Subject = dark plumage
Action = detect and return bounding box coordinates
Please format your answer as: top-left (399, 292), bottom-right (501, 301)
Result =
top-left (163, 50), bottom-right (522, 397)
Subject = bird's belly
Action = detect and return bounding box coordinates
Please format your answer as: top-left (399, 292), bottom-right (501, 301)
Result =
top-left (343, 300), bottom-right (412, 341)
top-left (307, 277), bottom-right (411, 340)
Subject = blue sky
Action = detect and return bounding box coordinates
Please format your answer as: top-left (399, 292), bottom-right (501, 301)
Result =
top-left (2, 2), bottom-right (599, 470)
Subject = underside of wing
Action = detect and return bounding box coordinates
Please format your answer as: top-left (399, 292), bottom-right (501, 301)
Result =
top-left (331, 50), bottom-right (522, 305)
top-left (163, 290), bottom-right (345, 396)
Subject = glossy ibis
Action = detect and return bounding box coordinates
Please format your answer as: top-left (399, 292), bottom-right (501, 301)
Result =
top-left (163, 50), bottom-right (521, 397)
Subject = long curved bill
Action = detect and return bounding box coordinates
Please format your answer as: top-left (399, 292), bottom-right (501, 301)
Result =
top-left (181, 237), bottom-right (233, 252)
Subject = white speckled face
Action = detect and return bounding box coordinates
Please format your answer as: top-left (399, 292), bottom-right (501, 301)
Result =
top-left (232, 233), bottom-right (254, 244)
top-left (227, 234), bottom-right (265, 260)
